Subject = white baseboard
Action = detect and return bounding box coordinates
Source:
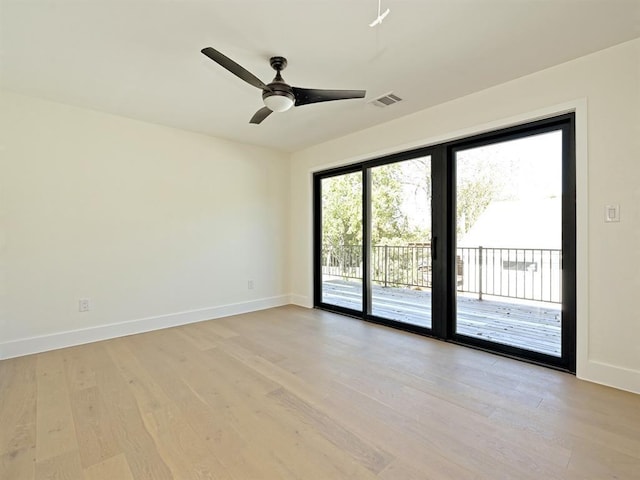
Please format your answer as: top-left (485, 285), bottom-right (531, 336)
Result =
top-left (0, 295), bottom-right (290, 360)
top-left (578, 360), bottom-right (640, 395)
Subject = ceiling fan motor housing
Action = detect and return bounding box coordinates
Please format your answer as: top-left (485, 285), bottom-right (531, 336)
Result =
top-left (263, 57), bottom-right (295, 112)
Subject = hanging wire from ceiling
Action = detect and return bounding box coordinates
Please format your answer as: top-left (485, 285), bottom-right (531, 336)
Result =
top-left (369, 0), bottom-right (390, 27)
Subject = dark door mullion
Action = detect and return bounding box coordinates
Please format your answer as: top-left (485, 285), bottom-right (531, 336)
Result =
top-left (363, 167), bottom-right (372, 316)
top-left (447, 145), bottom-right (458, 341)
top-left (561, 121), bottom-right (577, 372)
top-left (312, 173), bottom-right (322, 307)
top-left (431, 146), bottom-right (449, 338)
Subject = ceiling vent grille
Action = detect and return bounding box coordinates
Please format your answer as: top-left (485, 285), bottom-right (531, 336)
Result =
top-left (369, 92), bottom-right (403, 107)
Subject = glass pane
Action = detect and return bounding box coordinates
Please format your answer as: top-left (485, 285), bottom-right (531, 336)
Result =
top-left (455, 131), bottom-right (562, 356)
top-left (320, 172), bottom-right (363, 311)
top-left (370, 157), bottom-right (432, 328)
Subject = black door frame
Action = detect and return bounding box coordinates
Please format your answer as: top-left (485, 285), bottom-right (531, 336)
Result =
top-left (445, 114), bottom-right (576, 372)
top-left (313, 113), bottom-right (576, 372)
top-left (313, 164), bottom-right (365, 320)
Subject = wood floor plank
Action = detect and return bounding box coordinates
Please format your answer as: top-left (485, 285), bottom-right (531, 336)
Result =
top-left (130, 327), bottom-right (380, 479)
top-left (35, 351), bottom-right (79, 462)
top-left (122, 330), bottom-right (293, 480)
top-left (110, 333), bottom-right (235, 480)
top-left (2, 305), bottom-right (639, 479)
top-left (566, 442), bottom-right (640, 479)
top-left (267, 386), bottom-right (393, 474)
top-left (308, 377), bottom-right (479, 479)
top-left (1, 446), bottom-right (36, 480)
top-left (0, 355), bottom-right (37, 461)
top-left (307, 353), bottom-right (571, 475)
top-left (378, 460), bottom-right (441, 480)
top-left (341, 376), bottom-right (566, 478)
top-left (205, 375), bottom-right (380, 479)
top-left (83, 453), bottom-right (134, 480)
top-left (214, 328), bottom-right (481, 478)
top-left (172, 327), bottom-right (219, 351)
top-left (60, 345), bottom-right (98, 392)
top-left (140, 404), bottom-right (234, 480)
top-left (34, 450), bottom-right (84, 480)
top-left (69, 386), bottom-right (121, 468)
top-left (89, 341), bottom-right (174, 480)
top-left (104, 340), bottom-right (174, 414)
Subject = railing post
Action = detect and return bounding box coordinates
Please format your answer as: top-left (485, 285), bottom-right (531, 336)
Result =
top-left (478, 246), bottom-right (483, 301)
top-left (384, 245), bottom-right (389, 287)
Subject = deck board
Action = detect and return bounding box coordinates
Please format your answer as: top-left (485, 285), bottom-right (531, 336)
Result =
top-left (321, 280), bottom-right (561, 356)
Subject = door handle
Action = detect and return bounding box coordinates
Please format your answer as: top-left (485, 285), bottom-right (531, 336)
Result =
top-left (432, 236), bottom-right (437, 261)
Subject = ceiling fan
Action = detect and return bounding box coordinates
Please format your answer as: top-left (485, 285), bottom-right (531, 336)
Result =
top-left (201, 47), bottom-right (366, 124)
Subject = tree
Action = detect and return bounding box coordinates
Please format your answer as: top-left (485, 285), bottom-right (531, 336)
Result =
top-left (457, 177), bottom-right (498, 235)
top-left (371, 164), bottom-right (409, 245)
top-left (456, 152), bottom-right (503, 235)
top-left (321, 165), bottom-right (412, 250)
top-left (321, 172), bottom-right (363, 250)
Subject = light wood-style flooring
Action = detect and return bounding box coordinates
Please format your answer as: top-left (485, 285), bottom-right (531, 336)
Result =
top-left (1, 305), bottom-right (639, 479)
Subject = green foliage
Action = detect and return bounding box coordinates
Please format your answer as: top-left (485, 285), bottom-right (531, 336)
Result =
top-left (457, 178), bottom-right (497, 235)
top-left (321, 164), bottom-right (415, 250)
top-left (321, 172), bottom-right (363, 249)
top-left (371, 164), bottom-right (409, 245)
top-left (456, 156), bottom-right (502, 235)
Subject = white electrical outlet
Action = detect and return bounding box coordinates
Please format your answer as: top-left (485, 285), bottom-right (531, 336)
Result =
top-left (79, 298), bottom-right (91, 312)
top-left (248, 280), bottom-right (254, 290)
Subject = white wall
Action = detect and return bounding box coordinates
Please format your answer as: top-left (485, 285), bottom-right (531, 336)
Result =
top-left (289, 38), bottom-right (640, 394)
top-left (0, 91), bottom-right (290, 358)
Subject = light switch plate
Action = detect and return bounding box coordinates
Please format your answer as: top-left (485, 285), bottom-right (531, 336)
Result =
top-left (605, 204), bottom-right (620, 222)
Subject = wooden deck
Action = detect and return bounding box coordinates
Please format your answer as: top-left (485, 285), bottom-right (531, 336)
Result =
top-left (322, 279), bottom-right (561, 357)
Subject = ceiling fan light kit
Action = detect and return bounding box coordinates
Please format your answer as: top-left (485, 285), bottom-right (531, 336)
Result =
top-left (263, 93), bottom-right (294, 112)
top-left (201, 47), bottom-right (366, 124)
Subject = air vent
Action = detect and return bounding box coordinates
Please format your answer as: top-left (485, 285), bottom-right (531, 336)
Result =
top-left (369, 92), bottom-right (403, 107)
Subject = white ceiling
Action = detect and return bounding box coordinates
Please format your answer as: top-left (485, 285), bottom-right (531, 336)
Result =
top-left (2, 1), bottom-right (639, 152)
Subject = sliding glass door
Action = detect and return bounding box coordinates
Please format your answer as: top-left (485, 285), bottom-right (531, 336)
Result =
top-left (314, 114), bottom-right (575, 371)
top-left (318, 170), bottom-right (363, 313)
top-left (369, 157), bottom-right (432, 328)
top-left (453, 128), bottom-right (568, 360)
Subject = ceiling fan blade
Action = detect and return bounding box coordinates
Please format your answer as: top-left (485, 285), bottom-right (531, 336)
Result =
top-left (249, 106), bottom-right (273, 124)
top-left (292, 87), bottom-right (366, 107)
top-left (201, 47), bottom-right (268, 90)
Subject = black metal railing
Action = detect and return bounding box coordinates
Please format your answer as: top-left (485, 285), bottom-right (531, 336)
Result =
top-left (321, 244), bottom-right (562, 303)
